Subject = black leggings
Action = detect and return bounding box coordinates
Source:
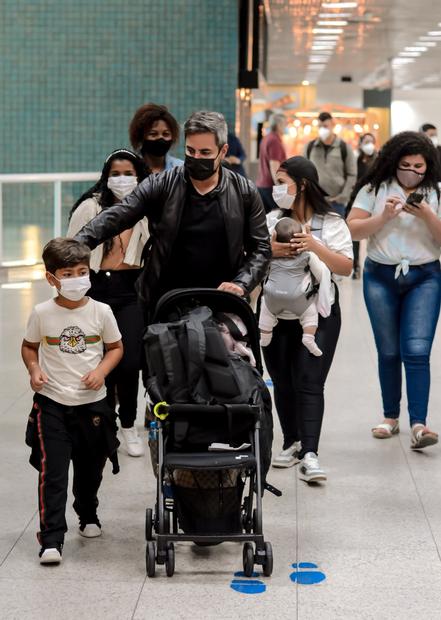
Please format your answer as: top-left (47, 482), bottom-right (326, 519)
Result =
top-left (90, 269), bottom-right (144, 428)
top-left (262, 292), bottom-right (341, 458)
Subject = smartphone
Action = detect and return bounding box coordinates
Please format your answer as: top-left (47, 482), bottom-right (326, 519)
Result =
top-left (406, 192), bottom-right (424, 207)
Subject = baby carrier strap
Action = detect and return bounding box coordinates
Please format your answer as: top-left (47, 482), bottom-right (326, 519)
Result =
top-left (310, 213), bottom-right (324, 239)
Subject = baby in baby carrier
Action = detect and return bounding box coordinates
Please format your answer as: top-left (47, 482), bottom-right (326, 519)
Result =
top-left (259, 217), bottom-right (331, 357)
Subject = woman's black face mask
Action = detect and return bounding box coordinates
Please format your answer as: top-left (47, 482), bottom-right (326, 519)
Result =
top-left (141, 138), bottom-right (172, 158)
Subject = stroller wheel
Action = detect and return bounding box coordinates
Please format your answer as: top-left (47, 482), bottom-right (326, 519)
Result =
top-left (243, 543), bottom-right (254, 577)
top-left (145, 508), bottom-right (153, 541)
top-left (262, 542), bottom-right (273, 577)
top-left (165, 543), bottom-right (175, 577)
top-left (146, 541), bottom-right (156, 577)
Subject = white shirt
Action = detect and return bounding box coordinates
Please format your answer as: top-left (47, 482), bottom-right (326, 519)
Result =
top-left (67, 195), bottom-right (150, 272)
top-left (353, 181), bottom-right (441, 272)
top-left (25, 298), bottom-right (121, 406)
top-left (266, 209), bottom-right (353, 315)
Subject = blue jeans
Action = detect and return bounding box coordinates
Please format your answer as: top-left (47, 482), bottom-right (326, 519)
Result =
top-left (363, 257), bottom-right (441, 426)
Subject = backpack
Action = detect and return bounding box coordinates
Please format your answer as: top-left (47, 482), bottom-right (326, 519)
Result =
top-left (306, 139), bottom-right (348, 164)
top-left (144, 305), bottom-right (259, 407)
top-left (144, 305), bottom-right (273, 477)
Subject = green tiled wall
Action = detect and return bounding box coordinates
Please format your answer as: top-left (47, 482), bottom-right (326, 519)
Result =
top-left (0, 0), bottom-right (238, 173)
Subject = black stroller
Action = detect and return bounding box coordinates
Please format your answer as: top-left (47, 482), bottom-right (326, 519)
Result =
top-left (143, 288), bottom-right (276, 578)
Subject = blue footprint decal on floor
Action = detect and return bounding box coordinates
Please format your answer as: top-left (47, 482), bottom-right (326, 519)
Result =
top-left (230, 571), bottom-right (267, 594)
top-left (290, 563), bottom-right (326, 585)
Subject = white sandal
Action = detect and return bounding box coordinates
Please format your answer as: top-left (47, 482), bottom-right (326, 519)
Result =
top-left (411, 424), bottom-right (438, 450)
top-left (372, 421), bottom-right (400, 439)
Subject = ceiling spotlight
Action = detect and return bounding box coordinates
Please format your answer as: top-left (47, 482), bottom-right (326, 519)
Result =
top-left (302, 80), bottom-right (310, 86)
top-left (313, 35), bottom-right (340, 40)
top-left (399, 51), bottom-right (421, 57)
top-left (416, 41), bottom-right (437, 46)
top-left (317, 20), bottom-right (348, 26)
top-left (427, 31), bottom-right (441, 36)
top-left (405, 46), bottom-right (428, 51)
top-left (312, 28), bottom-right (343, 34)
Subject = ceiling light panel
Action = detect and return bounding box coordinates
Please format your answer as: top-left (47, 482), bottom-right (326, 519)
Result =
top-left (321, 2), bottom-right (358, 7)
top-left (317, 20), bottom-right (348, 26)
top-left (318, 13), bottom-right (352, 18)
top-left (312, 28), bottom-right (343, 33)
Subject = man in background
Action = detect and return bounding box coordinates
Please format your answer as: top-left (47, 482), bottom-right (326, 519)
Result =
top-left (256, 112), bottom-right (287, 213)
top-left (305, 111), bottom-right (356, 218)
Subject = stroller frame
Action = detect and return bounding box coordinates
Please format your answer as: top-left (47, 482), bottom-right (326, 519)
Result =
top-left (144, 289), bottom-right (274, 578)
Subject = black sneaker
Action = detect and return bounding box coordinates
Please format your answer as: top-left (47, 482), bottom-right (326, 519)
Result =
top-left (352, 266), bottom-right (360, 280)
top-left (39, 543), bottom-right (63, 565)
top-left (79, 516), bottom-right (102, 538)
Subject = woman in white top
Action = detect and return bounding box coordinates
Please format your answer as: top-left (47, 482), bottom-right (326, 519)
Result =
top-left (348, 131), bottom-right (441, 449)
top-left (263, 156), bottom-right (353, 482)
top-left (68, 149), bottom-right (148, 457)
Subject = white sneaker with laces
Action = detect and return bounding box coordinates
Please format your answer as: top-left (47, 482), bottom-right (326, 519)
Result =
top-left (299, 452), bottom-right (327, 483)
top-left (272, 441), bottom-right (301, 468)
top-left (121, 426), bottom-right (145, 457)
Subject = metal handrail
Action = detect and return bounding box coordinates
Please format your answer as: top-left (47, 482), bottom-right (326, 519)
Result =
top-left (0, 172), bottom-right (100, 266)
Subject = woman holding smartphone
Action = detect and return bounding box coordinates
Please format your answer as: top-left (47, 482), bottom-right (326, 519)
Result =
top-left (348, 131), bottom-right (441, 449)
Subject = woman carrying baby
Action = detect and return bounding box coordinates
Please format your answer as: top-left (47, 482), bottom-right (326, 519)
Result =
top-left (262, 156), bottom-right (353, 481)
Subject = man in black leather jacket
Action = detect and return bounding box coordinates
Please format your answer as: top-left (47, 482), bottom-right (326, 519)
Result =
top-left (74, 111), bottom-right (271, 320)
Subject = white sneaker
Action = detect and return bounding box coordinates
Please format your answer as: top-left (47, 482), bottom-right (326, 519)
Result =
top-left (121, 426), bottom-right (145, 457)
top-left (299, 452), bottom-right (327, 483)
top-left (39, 547), bottom-right (62, 565)
top-left (272, 441), bottom-right (301, 468)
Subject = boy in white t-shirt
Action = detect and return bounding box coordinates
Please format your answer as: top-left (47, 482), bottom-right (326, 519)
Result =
top-left (21, 238), bottom-right (123, 565)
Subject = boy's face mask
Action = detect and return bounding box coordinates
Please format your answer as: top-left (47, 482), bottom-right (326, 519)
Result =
top-left (49, 274), bottom-right (91, 301)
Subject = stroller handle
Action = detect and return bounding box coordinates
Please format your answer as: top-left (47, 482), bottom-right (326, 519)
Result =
top-left (154, 402), bottom-right (261, 420)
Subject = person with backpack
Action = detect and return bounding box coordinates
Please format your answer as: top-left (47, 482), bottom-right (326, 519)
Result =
top-left (304, 112), bottom-right (357, 218)
top-left (73, 111), bottom-right (271, 324)
top-left (263, 156), bottom-right (353, 481)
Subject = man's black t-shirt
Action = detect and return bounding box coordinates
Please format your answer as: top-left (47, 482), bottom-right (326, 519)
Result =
top-left (160, 181), bottom-right (232, 293)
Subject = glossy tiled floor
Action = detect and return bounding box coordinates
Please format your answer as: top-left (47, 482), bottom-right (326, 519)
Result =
top-left (1, 272), bottom-right (441, 620)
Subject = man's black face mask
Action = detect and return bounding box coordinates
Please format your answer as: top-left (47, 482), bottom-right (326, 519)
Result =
top-left (184, 150), bottom-right (221, 181)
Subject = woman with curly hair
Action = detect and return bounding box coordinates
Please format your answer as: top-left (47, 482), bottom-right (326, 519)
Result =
top-left (129, 103), bottom-right (183, 173)
top-left (68, 149), bottom-right (149, 457)
top-left (348, 131), bottom-right (441, 449)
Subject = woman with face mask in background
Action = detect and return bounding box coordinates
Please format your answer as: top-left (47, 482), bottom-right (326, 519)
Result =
top-left (264, 156), bottom-right (353, 482)
top-left (68, 150), bottom-right (148, 457)
top-left (129, 103), bottom-right (183, 174)
top-left (349, 133), bottom-right (378, 279)
top-left (348, 132), bottom-right (441, 450)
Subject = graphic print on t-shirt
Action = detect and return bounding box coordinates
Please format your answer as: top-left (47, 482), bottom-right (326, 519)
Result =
top-left (45, 326), bottom-right (101, 354)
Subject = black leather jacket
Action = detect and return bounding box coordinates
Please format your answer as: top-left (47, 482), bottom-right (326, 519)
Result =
top-left (75, 165), bottom-right (271, 316)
